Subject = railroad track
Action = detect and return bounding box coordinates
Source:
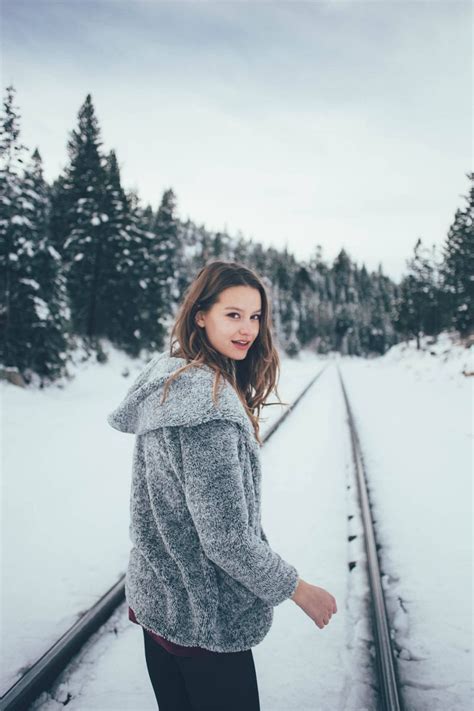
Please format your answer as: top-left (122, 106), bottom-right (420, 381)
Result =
top-left (2, 363), bottom-right (405, 711)
top-left (338, 365), bottom-right (404, 711)
top-left (0, 364), bottom-right (327, 711)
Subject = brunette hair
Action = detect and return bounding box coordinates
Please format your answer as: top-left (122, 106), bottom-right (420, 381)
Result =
top-left (161, 260), bottom-right (286, 444)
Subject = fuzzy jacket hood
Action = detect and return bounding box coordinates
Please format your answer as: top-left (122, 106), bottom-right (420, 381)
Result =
top-left (107, 352), bottom-right (256, 441)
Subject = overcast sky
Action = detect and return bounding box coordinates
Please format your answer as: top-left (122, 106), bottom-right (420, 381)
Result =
top-left (2, 0), bottom-right (471, 281)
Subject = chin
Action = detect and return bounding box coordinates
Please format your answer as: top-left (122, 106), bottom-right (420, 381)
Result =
top-left (227, 349), bottom-right (248, 360)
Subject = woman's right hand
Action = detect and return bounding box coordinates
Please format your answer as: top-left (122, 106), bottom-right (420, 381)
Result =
top-left (291, 578), bottom-right (338, 629)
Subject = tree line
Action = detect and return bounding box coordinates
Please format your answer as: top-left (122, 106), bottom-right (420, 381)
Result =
top-left (0, 85), bottom-right (472, 385)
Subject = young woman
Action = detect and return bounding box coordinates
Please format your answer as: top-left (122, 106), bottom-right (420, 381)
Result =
top-left (108, 260), bottom-right (337, 711)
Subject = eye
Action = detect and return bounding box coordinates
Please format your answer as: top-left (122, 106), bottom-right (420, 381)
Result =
top-left (226, 313), bottom-right (261, 320)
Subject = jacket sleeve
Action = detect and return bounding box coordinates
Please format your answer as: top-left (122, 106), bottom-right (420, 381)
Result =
top-left (179, 418), bottom-right (299, 607)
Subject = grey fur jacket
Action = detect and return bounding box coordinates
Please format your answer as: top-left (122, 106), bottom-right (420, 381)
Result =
top-left (107, 352), bottom-right (299, 652)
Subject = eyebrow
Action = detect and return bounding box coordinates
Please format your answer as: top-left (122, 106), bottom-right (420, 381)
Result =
top-left (223, 306), bottom-right (262, 313)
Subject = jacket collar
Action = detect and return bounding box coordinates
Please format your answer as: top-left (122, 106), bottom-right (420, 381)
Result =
top-left (107, 352), bottom-right (256, 443)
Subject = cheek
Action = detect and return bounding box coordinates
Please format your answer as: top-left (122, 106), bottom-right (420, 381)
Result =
top-left (223, 319), bottom-right (237, 334)
top-left (214, 317), bottom-right (233, 336)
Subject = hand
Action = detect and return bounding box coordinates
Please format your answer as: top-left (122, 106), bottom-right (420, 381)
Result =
top-left (291, 578), bottom-right (338, 629)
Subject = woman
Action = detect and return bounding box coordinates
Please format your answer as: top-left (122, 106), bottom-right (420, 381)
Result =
top-left (108, 260), bottom-right (337, 711)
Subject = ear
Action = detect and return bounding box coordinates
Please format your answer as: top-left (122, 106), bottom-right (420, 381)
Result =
top-left (195, 310), bottom-right (205, 328)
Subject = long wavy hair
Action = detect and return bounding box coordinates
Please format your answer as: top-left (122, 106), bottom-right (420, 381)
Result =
top-left (161, 260), bottom-right (287, 444)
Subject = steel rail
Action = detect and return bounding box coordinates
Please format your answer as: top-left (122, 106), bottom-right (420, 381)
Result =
top-left (1, 362), bottom-right (327, 711)
top-left (338, 366), bottom-right (404, 711)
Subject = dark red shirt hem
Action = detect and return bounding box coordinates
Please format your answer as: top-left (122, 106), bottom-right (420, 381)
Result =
top-left (128, 606), bottom-right (219, 657)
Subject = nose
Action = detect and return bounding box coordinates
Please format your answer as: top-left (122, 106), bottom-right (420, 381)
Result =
top-left (239, 320), bottom-right (258, 337)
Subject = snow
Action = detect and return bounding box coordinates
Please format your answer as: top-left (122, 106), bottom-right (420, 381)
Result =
top-left (47, 245), bottom-right (61, 260)
top-left (338, 333), bottom-right (473, 710)
top-left (1, 334), bottom-right (472, 710)
top-left (33, 296), bottom-right (50, 321)
top-left (19, 278), bottom-right (40, 290)
top-left (11, 214), bottom-right (31, 225)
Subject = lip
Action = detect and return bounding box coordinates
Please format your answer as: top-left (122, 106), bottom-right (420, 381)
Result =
top-left (231, 340), bottom-right (251, 350)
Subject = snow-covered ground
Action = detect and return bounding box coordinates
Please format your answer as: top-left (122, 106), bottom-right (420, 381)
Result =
top-left (2, 333), bottom-right (472, 710)
top-left (339, 333), bottom-right (473, 711)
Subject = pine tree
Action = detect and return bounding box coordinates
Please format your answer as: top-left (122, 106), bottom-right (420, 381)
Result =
top-left (441, 172), bottom-right (474, 336)
top-left (333, 250), bottom-right (356, 354)
top-left (369, 267), bottom-right (394, 354)
top-left (0, 86), bottom-right (70, 381)
top-left (355, 264), bottom-right (373, 353)
top-left (105, 170), bottom-right (167, 356)
top-left (396, 238), bottom-right (443, 347)
top-left (20, 149), bottom-right (71, 379)
top-left (151, 188), bottom-right (182, 331)
top-left (293, 264), bottom-right (315, 346)
top-left (51, 94), bottom-right (111, 339)
top-left (0, 85), bottom-right (27, 370)
top-left (101, 149), bottom-right (136, 346)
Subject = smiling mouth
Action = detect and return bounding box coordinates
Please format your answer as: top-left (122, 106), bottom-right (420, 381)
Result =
top-left (231, 340), bottom-right (251, 347)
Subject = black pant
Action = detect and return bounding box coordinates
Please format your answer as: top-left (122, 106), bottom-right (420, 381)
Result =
top-left (142, 628), bottom-right (261, 711)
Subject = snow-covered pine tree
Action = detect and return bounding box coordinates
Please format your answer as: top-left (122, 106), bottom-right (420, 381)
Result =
top-left (233, 231), bottom-right (252, 264)
top-left (51, 94), bottom-right (111, 340)
top-left (369, 266), bottom-right (395, 354)
top-left (355, 263), bottom-right (374, 354)
top-left (20, 148), bottom-right (71, 379)
top-left (151, 188), bottom-right (183, 324)
top-left (122, 190), bottom-right (170, 354)
top-left (441, 172), bottom-right (474, 336)
top-left (266, 246), bottom-right (300, 354)
top-left (0, 85), bottom-right (27, 373)
top-left (292, 264), bottom-right (316, 347)
top-left (105, 169), bottom-right (167, 356)
top-left (0, 86), bottom-right (70, 382)
top-left (396, 238), bottom-right (443, 347)
top-left (333, 249), bottom-right (357, 354)
top-left (249, 241), bottom-right (269, 275)
top-left (297, 247), bottom-right (330, 352)
top-left (395, 272), bottom-right (417, 344)
top-left (49, 172), bottom-right (71, 255)
top-left (140, 203), bottom-right (155, 233)
top-left (100, 149), bottom-right (139, 351)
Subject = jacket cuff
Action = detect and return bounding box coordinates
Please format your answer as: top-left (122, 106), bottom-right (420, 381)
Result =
top-left (269, 564), bottom-right (300, 607)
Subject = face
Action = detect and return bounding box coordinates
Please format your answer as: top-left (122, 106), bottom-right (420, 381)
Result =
top-left (195, 285), bottom-right (262, 360)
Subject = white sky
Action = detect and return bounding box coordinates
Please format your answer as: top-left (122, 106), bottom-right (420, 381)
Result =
top-left (2, 0), bottom-right (471, 281)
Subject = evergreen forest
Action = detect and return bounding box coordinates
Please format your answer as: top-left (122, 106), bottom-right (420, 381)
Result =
top-left (1, 86), bottom-right (472, 385)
